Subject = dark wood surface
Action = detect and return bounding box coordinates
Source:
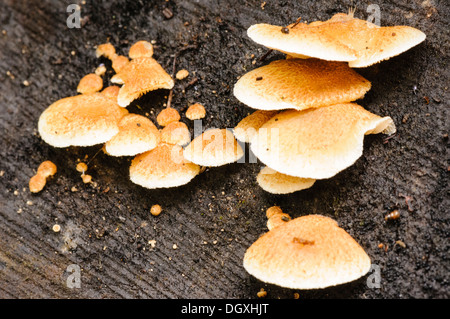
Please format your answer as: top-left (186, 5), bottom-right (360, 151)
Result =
top-left (0, 0), bottom-right (448, 299)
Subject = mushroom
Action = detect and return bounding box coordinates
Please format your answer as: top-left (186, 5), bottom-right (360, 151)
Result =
top-left (111, 55), bottom-right (130, 73)
top-left (233, 110), bottom-right (278, 143)
top-left (104, 114), bottom-right (160, 157)
top-left (243, 214), bottom-right (372, 289)
top-left (77, 73), bottom-right (103, 94)
top-left (265, 206), bottom-right (292, 230)
top-left (183, 128), bottom-right (244, 167)
top-left (257, 166), bottom-right (316, 195)
top-left (38, 93), bottom-right (128, 148)
top-left (29, 160), bottom-right (57, 193)
top-left (185, 103), bottom-right (206, 120)
top-left (129, 142), bottom-right (200, 189)
top-left (160, 121), bottom-right (191, 146)
top-left (95, 43), bottom-right (117, 60)
top-left (128, 40), bottom-right (154, 59)
top-left (175, 69), bottom-right (189, 81)
top-left (156, 107), bottom-right (181, 127)
top-left (111, 56), bottom-right (174, 107)
top-left (233, 58), bottom-right (371, 111)
top-left (101, 85), bottom-right (121, 101)
top-left (247, 12), bottom-right (426, 68)
top-left (250, 103), bottom-right (396, 179)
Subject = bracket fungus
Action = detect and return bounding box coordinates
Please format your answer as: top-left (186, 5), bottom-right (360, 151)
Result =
top-left (104, 114), bottom-right (160, 157)
top-left (233, 110), bottom-right (278, 143)
top-left (257, 166), bottom-right (316, 195)
top-left (250, 103), bottom-right (395, 180)
top-left (111, 56), bottom-right (174, 107)
top-left (183, 128), bottom-right (244, 167)
top-left (111, 55), bottom-right (130, 74)
top-left (77, 73), bottom-right (103, 94)
top-left (129, 142), bottom-right (200, 189)
top-left (233, 58), bottom-right (371, 111)
top-left (185, 103), bottom-right (206, 120)
top-left (38, 93), bottom-right (128, 148)
top-left (160, 121), bottom-right (191, 146)
top-left (128, 40), bottom-right (154, 59)
top-left (156, 107), bottom-right (181, 127)
top-left (101, 85), bottom-right (121, 101)
top-left (247, 12), bottom-right (426, 68)
top-left (95, 42), bottom-right (117, 60)
top-left (243, 214), bottom-right (372, 289)
top-left (265, 206), bottom-right (292, 230)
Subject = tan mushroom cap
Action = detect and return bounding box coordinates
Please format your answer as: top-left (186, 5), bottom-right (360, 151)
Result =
top-left (77, 73), bottom-right (103, 94)
top-left (265, 206), bottom-right (292, 230)
top-left (37, 160), bottom-right (57, 178)
top-left (96, 43), bottom-right (117, 60)
top-left (247, 12), bottom-right (426, 68)
top-left (250, 103), bottom-right (396, 179)
top-left (233, 58), bottom-right (371, 111)
top-left (233, 110), bottom-right (278, 143)
top-left (257, 166), bottom-right (316, 195)
top-left (111, 55), bottom-right (130, 74)
top-left (243, 214), bottom-right (372, 289)
top-left (128, 40), bottom-right (154, 59)
top-left (104, 114), bottom-right (160, 157)
top-left (111, 57), bottom-right (174, 107)
top-left (101, 85), bottom-right (121, 100)
top-left (160, 121), bottom-right (191, 146)
top-left (176, 69), bottom-right (189, 80)
top-left (129, 143), bottom-right (200, 189)
top-left (183, 128), bottom-right (244, 167)
top-left (38, 93), bottom-right (128, 148)
top-left (156, 107), bottom-right (181, 127)
top-left (185, 103), bottom-right (206, 120)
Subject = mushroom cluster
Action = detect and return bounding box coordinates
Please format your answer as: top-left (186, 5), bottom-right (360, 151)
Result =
top-left (235, 12), bottom-right (425, 290)
top-left (233, 11), bottom-right (426, 195)
top-left (37, 40), bottom-right (244, 190)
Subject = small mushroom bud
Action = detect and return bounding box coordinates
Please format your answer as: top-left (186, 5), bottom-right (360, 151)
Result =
top-left (37, 160), bottom-right (57, 178)
top-left (29, 174), bottom-right (47, 193)
top-left (150, 204), bottom-right (162, 216)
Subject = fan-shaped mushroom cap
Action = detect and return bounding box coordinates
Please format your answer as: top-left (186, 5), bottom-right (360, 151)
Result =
top-left (243, 214), bottom-right (372, 289)
top-left (233, 58), bottom-right (371, 111)
top-left (101, 85), bottom-right (121, 100)
top-left (96, 43), bottom-right (117, 60)
top-left (233, 110), bottom-right (278, 143)
top-left (250, 103), bottom-right (396, 179)
top-left (104, 114), bottom-right (160, 157)
top-left (160, 121), bottom-right (191, 146)
top-left (185, 103), bottom-right (206, 120)
top-left (38, 93), bottom-right (128, 148)
top-left (111, 57), bottom-right (174, 107)
top-left (247, 13), bottom-right (426, 68)
top-left (111, 55), bottom-right (130, 73)
top-left (257, 166), bottom-right (316, 194)
top-left (77, 73), bottom-right (103, 94)
top-left (156, 107), bottom-right (181, 127)
top-left (128, 40), bottom-right (154, 59)
top-left (265, 206), bottom-right (292, 230)
top-left (129, 143), bottom-right (200, 189)
top-left (183, 128), bottom-right (244, 167)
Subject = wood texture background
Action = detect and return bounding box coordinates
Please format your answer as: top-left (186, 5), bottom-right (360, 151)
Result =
top-left (0, 0), bottom-right (448, 299)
